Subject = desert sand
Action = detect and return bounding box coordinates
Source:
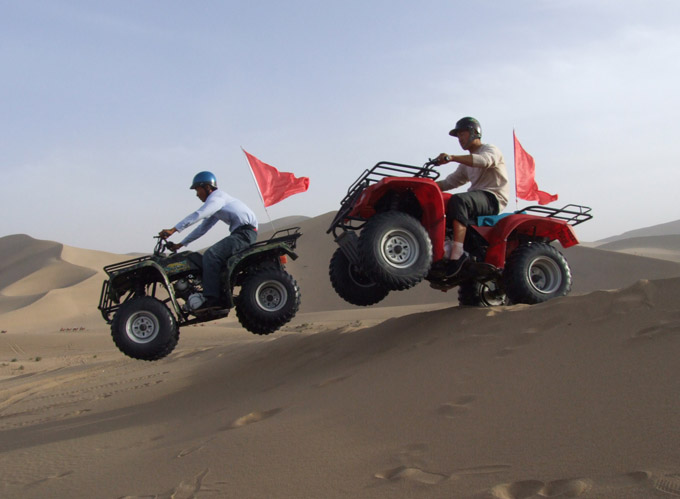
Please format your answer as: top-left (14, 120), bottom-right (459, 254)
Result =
top-left (1, 215), bottom-right (680, 498)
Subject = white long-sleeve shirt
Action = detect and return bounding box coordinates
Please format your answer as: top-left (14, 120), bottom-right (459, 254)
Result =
top-left (436, 143), bottom-right (510, 211)
top-left (174, 189), bottom-right (258, 246)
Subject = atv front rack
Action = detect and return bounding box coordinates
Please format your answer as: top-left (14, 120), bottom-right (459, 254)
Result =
top-left (519, 204), bottom-right (593, 226)
top-left (328, 161), bottom-right (439, 235)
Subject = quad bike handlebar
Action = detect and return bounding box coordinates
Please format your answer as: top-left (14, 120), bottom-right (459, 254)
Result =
top-left (153, 236), bottom-right (179, 256)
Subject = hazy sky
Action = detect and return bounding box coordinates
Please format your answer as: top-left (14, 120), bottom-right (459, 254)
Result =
top-left (2, 0), bottom-right (679, 253)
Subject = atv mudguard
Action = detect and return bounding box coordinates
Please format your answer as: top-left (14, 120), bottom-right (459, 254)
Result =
top-left (349, 177), bottom-right (448, 261)
top-left (221, 239), bottom-right (299, 308)
top-left (100, 258), bottom-right (187, 323)
top-left (473, 215), bottom-right (579, 269)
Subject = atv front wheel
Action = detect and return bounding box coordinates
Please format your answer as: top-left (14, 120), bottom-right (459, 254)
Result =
top-left (111, 297), bottom-right (179, 361)
top-left (236, 268), bottom-right (301, 335)
top-left (329, 247), bottom-right (390, 306)
top-left (458, 279), bottom-right (509, 307)
top-left (358, 211), bottom-right (432, 290)
top-left (503, 243), bottom-right (572, 304)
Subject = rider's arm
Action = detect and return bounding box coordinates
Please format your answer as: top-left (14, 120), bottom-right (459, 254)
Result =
top-left (436, 165), bottom-right (468, 191)
top-left (469, 145), bottom-right (502, 170)
top-left (180, 217), bottom-right (219, 247)
top-left (174, 194), bottom-right (224, 233)
top-left (443, 153), bottom-right (474, 167)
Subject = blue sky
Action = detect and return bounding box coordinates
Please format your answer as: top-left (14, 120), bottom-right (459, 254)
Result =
top-left (2, 0), bottom-right (679, 253)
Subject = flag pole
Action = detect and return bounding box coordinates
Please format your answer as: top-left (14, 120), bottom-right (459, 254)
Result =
top-left (241, 147), bottom-right (276, 232)
top-left (513, 129), bottom-right (519, 212)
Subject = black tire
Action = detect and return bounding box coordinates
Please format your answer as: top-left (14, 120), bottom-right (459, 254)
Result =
top-left (111, 297), bottom-right (179, 361)
top-left (358, 211), bottom-right (432, 291)
top-left (329, 247), bottom-right (390, 306)
top-left (503, 243), bottom-right (572, 304)
top-left (458, 279), bottom-right (509, 307)
top-left (236, 268), bottom-right (301, 335)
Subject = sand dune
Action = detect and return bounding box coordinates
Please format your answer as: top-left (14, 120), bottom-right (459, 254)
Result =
top-left (3, 214), bottom-right (680, 322)
top-left (0, 278), bottom-right (678, 498)
top-left (0, 235), bottom-right (95, 296)
top-left (595, 218), bottom-right (680, 243)
top-left (1, 216), bottom-right (679, 498)
top-left (0, 235), bottom-right (123, 331)
top-left (593, 235), bottom-right (680, 263)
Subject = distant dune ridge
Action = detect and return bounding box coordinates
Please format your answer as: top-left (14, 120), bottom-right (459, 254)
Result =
top-left (2, 213), bottom-right (679, 321)
top-left (0, 215), bottom-right (679, 498)
top-left (594, 218), bottom-right (680, 244)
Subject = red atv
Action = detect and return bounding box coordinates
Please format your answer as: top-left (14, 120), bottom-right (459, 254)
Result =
top-left (327, 160), bottom-right (592, 307)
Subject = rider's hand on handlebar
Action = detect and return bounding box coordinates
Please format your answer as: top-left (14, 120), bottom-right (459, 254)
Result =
top-left (433, 153), bottom-right (451, 166)
top-left (159, 228), bottom-right (177, 240)
top-left (166, 241), bottom-right (183, 252)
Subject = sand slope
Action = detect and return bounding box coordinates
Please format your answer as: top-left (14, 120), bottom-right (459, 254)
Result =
top-left (0, 278), bottom-right (678, 498)
top-left (1, 217), bottom-right (680, 498)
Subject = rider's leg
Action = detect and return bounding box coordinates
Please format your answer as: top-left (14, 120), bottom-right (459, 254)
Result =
top-left (450, 220), bottom-right (467, 260)
top-left (201, 228), bottom-right (257, 301)
top-left (446, 191), bottom-right (499, 266)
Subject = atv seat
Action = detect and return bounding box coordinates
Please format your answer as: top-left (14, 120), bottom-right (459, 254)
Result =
top-left (476, 213), bottom-right (514, 227)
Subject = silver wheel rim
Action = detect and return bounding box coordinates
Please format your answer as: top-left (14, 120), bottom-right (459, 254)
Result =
top-left (349, 265), bottom-right (378, 288)
top-left (379, 229), bottom-right (420, 268)
top-left (528, 256), bottom-right (562, 294)
top-left (125, 311), bottom-right (160, 344)
top-left (480, 281), bottom-right (507, 306)
top-left (256, 280), bottom-right (288, 312)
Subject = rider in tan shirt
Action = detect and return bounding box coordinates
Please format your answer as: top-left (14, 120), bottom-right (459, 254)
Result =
top-left (435, 117), bottom-right (509, 276)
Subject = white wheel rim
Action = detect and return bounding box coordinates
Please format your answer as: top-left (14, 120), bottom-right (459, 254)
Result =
top-left (379, 229), bottom-right (420, 268)
top-left (125, 311), bottom-right (160, 344)
top-left (255, 281), bottom-right (288, 312)
top-left (528, 256), bottom-right (562, 294)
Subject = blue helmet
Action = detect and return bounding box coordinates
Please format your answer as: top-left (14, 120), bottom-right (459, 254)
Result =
top-left (190, 171), bottom-right (217, 190)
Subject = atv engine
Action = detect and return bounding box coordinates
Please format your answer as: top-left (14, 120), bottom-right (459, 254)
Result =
top-left (173, 276), bottom-right (205, 311)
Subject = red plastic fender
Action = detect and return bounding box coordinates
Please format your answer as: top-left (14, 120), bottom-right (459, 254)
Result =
top-left (473, 215), bottom-right (580, 268)
top-left (350, 178), bottom-right (448, 261)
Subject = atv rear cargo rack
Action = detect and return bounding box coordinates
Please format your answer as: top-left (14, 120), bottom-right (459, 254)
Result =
top-left (519, 204), bottom-right (593, 226)
top-left (103, 254), bottom-right (154, 275)
top-left (253, 226), bottom-right (302, 249)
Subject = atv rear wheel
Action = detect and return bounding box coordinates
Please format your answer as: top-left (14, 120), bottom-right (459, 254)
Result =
top-left (358, 211), bottom-right (432, 291)
top-left (329, 247), bottom-right (390, 306)
top-left (111, 296), bottom-right (179, 361)
top-left (458, 279), bottom-right (509, 307)
top-left (503, 243), bottom-right (571, 304)
top-left (236, 268), bottom-right (301, 335)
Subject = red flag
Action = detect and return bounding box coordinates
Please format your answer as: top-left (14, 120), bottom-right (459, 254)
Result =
top-left (513, 131), bottom-right (558, 205)
top-left (243, 149), bottom-right (310, 207)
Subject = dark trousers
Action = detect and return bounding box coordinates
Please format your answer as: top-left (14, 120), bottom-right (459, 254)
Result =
top-left (202, 226), bottom-right (257, 298)
top-left (446, 190), bottom-right (499, 228)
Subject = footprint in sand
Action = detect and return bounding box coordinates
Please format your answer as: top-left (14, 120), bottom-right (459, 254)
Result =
top-left (490, 478), bottom-right (591, 498)
top-left (626, 470), bottom-right (680, 496)
top-left (176, 443), bottom-right (207, 458)
top-left (221, 408), bottom-right (283, 430)
top-left (541, 478), bottom-right (592, 497)
top-left (451, 464), bottom-right (511, 476)
top-left (374, 466), bottom-right (448, 485)
top-left (314, 374), bottom-right (352, 388)
top-left (437, 395), bottom-right (476, 418)
top-left (26, 471), bottom-right (75, 487)
top-left (632, 321), bottom-right (680, 340)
